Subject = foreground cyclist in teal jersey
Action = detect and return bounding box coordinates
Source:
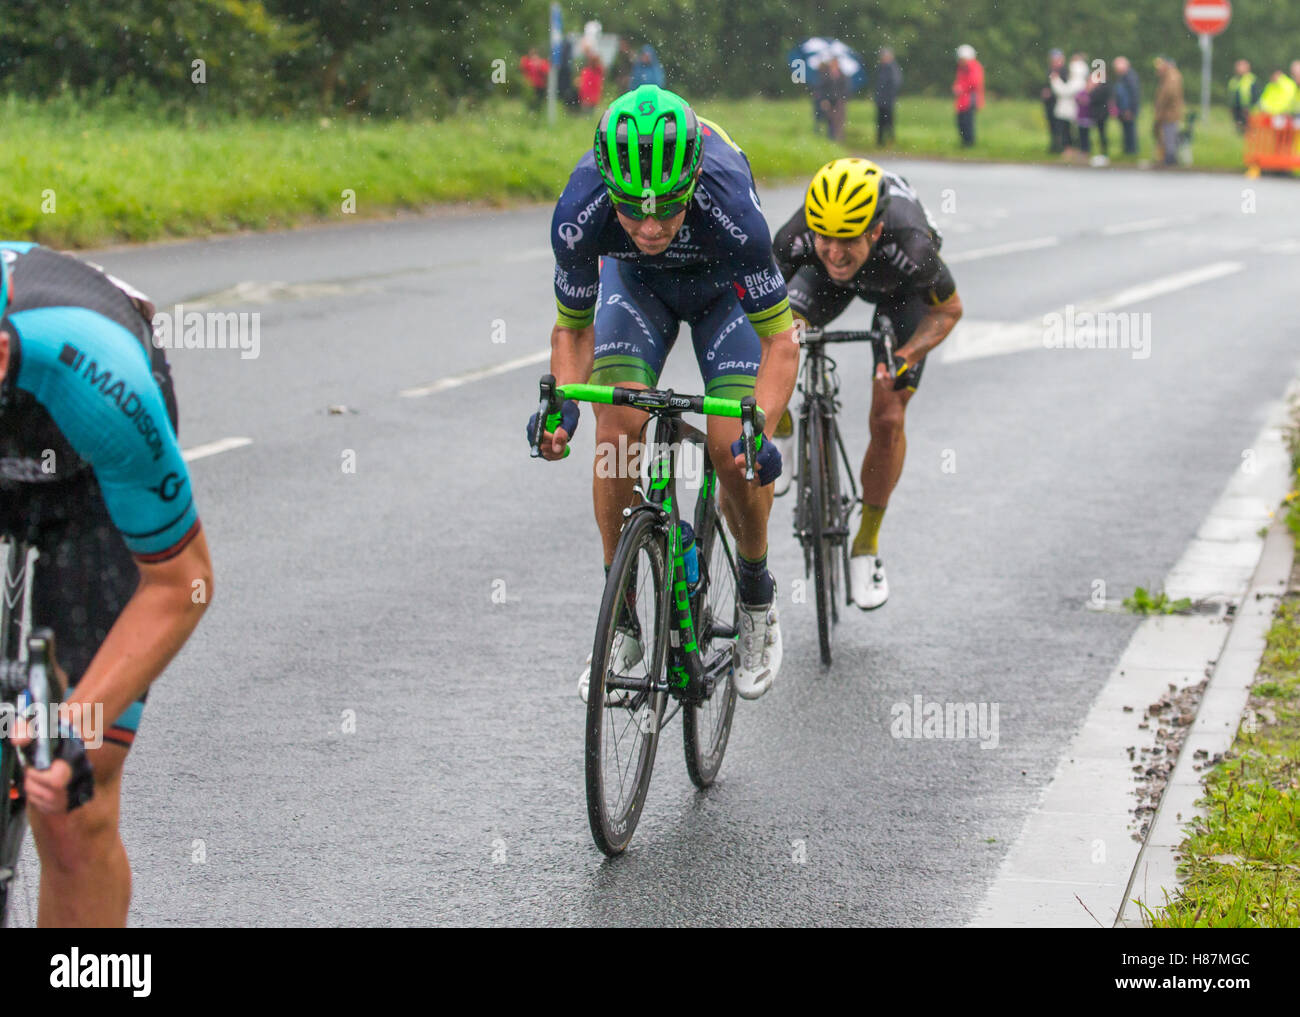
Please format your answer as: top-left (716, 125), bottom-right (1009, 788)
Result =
top-left (529, 85), bottom-right (799, 700)
top-left (0, 244), bottom-right (212, 925)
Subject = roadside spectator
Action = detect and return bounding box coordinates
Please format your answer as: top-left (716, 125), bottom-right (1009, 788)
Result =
top-left (557, 37), bottom-right (578, 109)
top-left (1088, 68), bottom-right (1112, 164)
top-left (519, 48), bottom-right (549, 110)
top-left (873, 47), bottom-right (902, 146)
top-left (629, 45), bottom-right (665, 89)
top-left (952, 44), bottom-right (984, 147)
top-left (1113, 56), bottom-right (1140, 156)
top-left (612, 38), bottom-right (634, 93)
top-left (577, 49), bottom-right (605, 111)
top-left (1153, 57), bottom-right (1184, 166)
top-left (1292, 61), bottom-right (1300, 111)
top-left (1042, 49), bottom-right (1066, 153)
top-left (1075, 56), bottom-right (1094, 155)
top-left (1228, 59), bottom-right (1260, 132)
top-left (1051, 54), bottom-right (1087, 155)
top-left (1258, 68), bottom-right (1297, 114)
top-left (815, 57), bottom-right (849, 141)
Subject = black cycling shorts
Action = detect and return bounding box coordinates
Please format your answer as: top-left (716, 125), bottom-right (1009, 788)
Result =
top-left (0, 478), bottom-right (146, 749)
top-left (788, 266), bottom-right (940, 390)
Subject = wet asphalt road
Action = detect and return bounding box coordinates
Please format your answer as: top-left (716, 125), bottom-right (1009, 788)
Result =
top-left (26, 159), bottom-right (1300, 926)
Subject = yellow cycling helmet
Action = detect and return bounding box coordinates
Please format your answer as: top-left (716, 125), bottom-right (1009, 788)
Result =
top-left (804, 158), bottom-right (890, 237)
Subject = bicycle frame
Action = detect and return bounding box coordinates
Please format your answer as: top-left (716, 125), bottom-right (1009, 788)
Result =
top-left (531, 377), bottom-right (758, 703)
top-left (0, 537), bottom-right (54, 925)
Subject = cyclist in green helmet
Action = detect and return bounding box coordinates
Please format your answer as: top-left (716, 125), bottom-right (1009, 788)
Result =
top-left (530, 85), bottom-right (799, 701)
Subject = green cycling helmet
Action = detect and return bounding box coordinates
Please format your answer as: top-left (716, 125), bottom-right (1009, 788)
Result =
top-left (594, 85), bottom-right (704, 204)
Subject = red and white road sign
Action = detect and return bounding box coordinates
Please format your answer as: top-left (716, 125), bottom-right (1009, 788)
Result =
top-left (1184, 0), bottom-right (1231, 36)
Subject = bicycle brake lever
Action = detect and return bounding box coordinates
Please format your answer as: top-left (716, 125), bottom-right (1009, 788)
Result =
top-left (532, 374), bottom-right (564, 459)
top-left (26, 628), bottom-right (56, 771)
top-left (740, 396), bottom-right (757, 482)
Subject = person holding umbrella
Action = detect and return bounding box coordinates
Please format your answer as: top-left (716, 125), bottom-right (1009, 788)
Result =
top-left (816, 58), bottom-right (850, 141)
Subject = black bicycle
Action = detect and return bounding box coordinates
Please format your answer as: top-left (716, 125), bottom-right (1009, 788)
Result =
top-left (0, 536), bottom-right (62, 927)
top-left (790, 319), bottom-right (899, 666)
top-left (531, 375), bottom-right (763, 855)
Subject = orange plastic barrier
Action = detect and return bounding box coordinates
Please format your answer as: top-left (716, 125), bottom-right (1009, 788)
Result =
top-left (1243, 111), bottom-right (1300, 172)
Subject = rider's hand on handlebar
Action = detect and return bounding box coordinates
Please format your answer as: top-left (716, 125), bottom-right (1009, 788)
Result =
top-left (731, 434), bottom-right (782, 486)
top-left (527, 399), bottom-right (580, 461)
top-left (875, 359), bottom-right (918, 392)
top-left (12, 720), bottom-right (95, 815)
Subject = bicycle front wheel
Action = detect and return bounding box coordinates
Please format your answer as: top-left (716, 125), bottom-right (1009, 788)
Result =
top-left (808, 407), bottom-right (834, 666)
top-left (585, 510), bottom-right (669, 856)
top-left (683, 514), bottom-right (739, 788)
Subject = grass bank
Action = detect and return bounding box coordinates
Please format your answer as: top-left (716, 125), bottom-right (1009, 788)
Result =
top-left (0, 94), bottom-right (1253, 249)
top-left (1152, 401), bottom-right (1300, 928)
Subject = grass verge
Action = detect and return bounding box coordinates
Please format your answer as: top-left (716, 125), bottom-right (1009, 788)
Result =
top-left (1152, 398), bottom-right (1300, 928)
top-left (0, 94), bottom-right (1255, 249)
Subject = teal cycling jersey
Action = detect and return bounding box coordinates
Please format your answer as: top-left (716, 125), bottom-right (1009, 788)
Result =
top-left (0, 243), bottom-right (200, 562)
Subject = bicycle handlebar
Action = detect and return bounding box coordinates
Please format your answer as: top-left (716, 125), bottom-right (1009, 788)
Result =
top-left (530, 375), bottom-right (767, 481)
top-left (798, 318), bottom-right (913, 392)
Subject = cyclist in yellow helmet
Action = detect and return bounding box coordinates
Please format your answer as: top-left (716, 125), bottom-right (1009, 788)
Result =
top-left (772, 158), bottom-right (963, 609)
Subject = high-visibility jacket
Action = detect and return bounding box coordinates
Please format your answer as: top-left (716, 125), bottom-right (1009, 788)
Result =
top-left (1258, 75), bottom-right (1297, 115)
top-left (1229, 72), bottom-right (1258, 109)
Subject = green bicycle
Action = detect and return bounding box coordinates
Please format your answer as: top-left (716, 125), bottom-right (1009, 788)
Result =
top-left (530, 375), bottom-right (764, 855)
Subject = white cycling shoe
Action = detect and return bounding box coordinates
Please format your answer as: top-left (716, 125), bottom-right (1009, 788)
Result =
top-left (849, 554), bottom-right (889, 610)
top-left (733, 602), bottom-right (783, 700)
top-left (578, 628), bottom-right (643, 706)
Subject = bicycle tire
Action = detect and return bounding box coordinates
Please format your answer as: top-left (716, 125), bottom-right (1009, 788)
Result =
top-left (682, 514), bottom-right (739, 788)
top-left (585, 510), bottom-right (669, 856)
top-left (809, 406), bottom-right (833, 666)
top-left (0, 745), bottom-right (26, 927)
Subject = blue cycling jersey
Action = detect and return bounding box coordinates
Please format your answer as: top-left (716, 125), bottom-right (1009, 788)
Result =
top-left (550, 117), bottom-right (793, 340)
top-left (0, 243), bottom-right (200, 562)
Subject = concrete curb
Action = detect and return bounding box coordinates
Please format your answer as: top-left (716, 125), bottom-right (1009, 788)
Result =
top-left (1116, 515), bottom-right (1296, 927)
top-left (969, 387), bottom-right (1295, 928)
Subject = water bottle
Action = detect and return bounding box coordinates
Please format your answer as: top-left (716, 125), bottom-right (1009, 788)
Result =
top-left (679, 521), bottom-right (700, 591)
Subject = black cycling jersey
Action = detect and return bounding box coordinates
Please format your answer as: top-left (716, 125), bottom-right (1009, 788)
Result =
top-left (772, 171), bottom-right (957, 319)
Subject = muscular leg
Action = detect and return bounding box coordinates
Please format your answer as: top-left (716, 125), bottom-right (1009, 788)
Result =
top-left (854, 292), bottom-right (929, 557)
top-left (860, 379), bottom-right (913, 509)
top-left (707, 414), bottom-right (774, 564)
top-left (592, 392), bottom-right (650, 565)
top-left (29, 742), bottom-right (131, 927)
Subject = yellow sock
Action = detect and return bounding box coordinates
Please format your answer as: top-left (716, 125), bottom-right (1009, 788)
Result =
top-left (852, 504), bottom-right (886, 557)
top-left (774, 408), bottom-right (793, 438)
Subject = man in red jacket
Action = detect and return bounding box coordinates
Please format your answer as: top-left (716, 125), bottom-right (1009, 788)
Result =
top-left (953, 44), bottom-right (985, 147)
top-left (519, 48), bottom-right (550, 109)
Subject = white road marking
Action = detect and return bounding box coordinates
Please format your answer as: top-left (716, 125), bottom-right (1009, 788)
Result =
top-left (1100, 216), bottom-right (1185, 235)
top-left (944, 236), bottom-right (1060, 263)
top-left (1090, 260), bottom-right (1242, 311)
top-left (183, 436), bottom-right (254, 462)
top-left (502, 247), bottom-right (553, 263)
top-left (943, 260), bottom-right (1244, 363)
top-left (399, 349), bottom-right (551, 398)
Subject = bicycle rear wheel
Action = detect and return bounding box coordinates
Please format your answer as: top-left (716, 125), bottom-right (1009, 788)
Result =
top-left (585, 510), bottom-right (669, 856)
top-left (683, 514), bottom-right (739, 787)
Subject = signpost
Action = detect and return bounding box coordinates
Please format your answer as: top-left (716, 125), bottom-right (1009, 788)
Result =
top-left (1184, 0), bottom-right (1231, 121)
